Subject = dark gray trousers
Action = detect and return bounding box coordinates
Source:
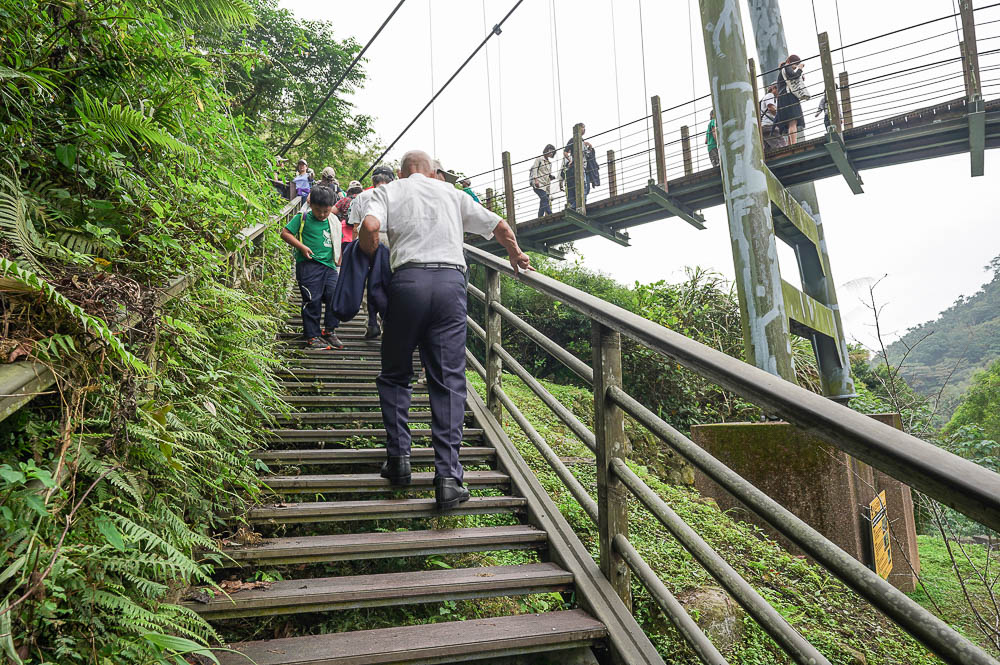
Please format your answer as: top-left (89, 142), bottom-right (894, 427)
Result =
top-left (376, 267), bottom-right (467, 482)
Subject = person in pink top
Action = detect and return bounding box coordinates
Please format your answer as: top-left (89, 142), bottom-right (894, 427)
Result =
top-left (333, 180), bottom-right (364, 259)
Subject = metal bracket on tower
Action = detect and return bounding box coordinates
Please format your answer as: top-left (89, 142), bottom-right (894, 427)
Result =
top-left (823, 128), bottom-right (864, 194)
top-left (520, 241), bottom-right (567, 260)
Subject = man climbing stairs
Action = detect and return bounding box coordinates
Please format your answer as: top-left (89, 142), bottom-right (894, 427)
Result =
top-left (179, 305), bottom-right (654, 665)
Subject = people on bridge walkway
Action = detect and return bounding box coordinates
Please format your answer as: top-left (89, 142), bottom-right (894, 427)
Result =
top-left (775, 54), bottom-right (810, 145)
top-left (358, 149), bottom-right (530, 509)
top-left (760, 85), bottom-right (786, 151)
top-left (530, 144), bottom-right (556, 217)
top-left (334, 180), bottom-right (365, 256)
top-left (562, 124), bottom-right (598, 210)
top-left (279, 185), bottom-right (345, 351)
top-left (706, 111), bottom-right (719, 168)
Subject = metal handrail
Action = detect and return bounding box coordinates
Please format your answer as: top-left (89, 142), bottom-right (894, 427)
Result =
top-left (464, 243), bottom-right (1000, 665)
top-left (464, 244), bottom-right (1000, 532)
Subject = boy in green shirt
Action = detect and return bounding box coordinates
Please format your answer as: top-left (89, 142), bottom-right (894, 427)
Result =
top-left (279, 185), bottom-right (344, 350)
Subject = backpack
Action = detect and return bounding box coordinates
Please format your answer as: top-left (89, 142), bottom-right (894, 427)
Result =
top-left (781, 66), bottom-right (810, 101)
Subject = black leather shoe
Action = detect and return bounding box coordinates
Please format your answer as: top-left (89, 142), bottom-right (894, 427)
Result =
top-left (380, 456), bottom-right (411, 485)
top-left (435, 477), bottom-right (470, 510)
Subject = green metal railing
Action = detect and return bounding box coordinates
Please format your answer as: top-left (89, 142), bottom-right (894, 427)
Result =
top-left (464, 243), bottom-right (1000, 665)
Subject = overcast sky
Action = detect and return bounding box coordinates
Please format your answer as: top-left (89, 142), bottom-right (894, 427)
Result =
top-left (280, 0), bottom-right (999, 347)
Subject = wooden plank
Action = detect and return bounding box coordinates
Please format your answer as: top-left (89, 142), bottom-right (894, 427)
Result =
top-left (217, 609), bottom-right (605, 665)
top-left (187, 563), bottom-right (572, 619)
top-left (249, 496), bottom-right (528, 524)
top-left (271, 411), bottom-right (472, 424)
top-left (278, 369), bottom-right (382, 379)
top-left (262, 470), bottom-right (510, 494)
top-left (220, 525), bottom-right (548, 565)
top-left (276, 382), bottom-right (412, 394)
top-left (281, 395), bottom-right (432, 406)
top-left (253, 447), bottom-right (494, 465)
top-left (266, 429), bottom-right (484, 442)
top-left (285, 360), bottom-right (383, 370)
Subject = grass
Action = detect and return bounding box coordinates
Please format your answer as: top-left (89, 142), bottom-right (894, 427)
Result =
top-left (472, 370), bottom-right (961, 665)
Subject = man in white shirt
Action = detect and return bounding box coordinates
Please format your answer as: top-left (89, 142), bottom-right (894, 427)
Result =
top-left (359, 150), bottom-right (529, 509)
top-left (760, 84), bottom-right (784, 149)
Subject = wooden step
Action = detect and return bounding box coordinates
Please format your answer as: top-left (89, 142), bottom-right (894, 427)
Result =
top-left (220, 525), bottom-right (547, 565)
top-left (189, 563), bottom-right (571, 619)
top-left (278, 369), bottom-right (381, 379)
top-left (217, 610), bottom-right (604, 664)
top-left (262, 470), bottom-right (509, 494)
top-left (281, 395), bottom-right (433, 407)
top-left (254, 447), bottom-right (494, 466)
top-left (266, 429), bottom-right (485, 443)
top-left (286, 359), bottom-right (384, 370)
top-left (271, 410), bottom-right (471, 424)
top-left (249, 496), bottom-right (527, 524)
top-left (277, 382), bottom-right (412, 394)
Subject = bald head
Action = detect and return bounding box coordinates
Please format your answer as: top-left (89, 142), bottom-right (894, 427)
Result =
top-left (400, 150), bottom-right (434, 178)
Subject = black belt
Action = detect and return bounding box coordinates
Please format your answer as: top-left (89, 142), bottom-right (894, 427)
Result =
top-left (396, 262), bottom-right (466, 274)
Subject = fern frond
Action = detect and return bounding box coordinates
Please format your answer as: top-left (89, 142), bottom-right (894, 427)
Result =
top-left (75, 90), bottom-right (195, 157)
top-left (167, 0), bottom-right (256, 26)
top-left (0, 174), bottom-right (47, 272)
top-left (0, 257), bottom-right (150, 374)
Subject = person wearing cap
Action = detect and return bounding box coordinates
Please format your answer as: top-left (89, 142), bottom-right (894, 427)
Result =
top-left (530, 144), bottom-right (556, 217)
top-left (333, 180), bottom-right (364, 257)
top-left (458, 178), bottom-right (480, 204)
top-left (358, 150), bottom-right (530, 509)
top-left (319, 166), bottom-right (345, 200)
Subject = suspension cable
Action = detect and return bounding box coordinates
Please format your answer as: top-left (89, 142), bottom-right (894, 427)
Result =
top-left (610, 0), bottom-right (624, 154)
top-left (551, 0), bottom-right (566, 143)
top-left (637, 0), bottom-right (652, 178)
top-left (482, 0), bottom-right (498, 195)
top-left (362, 0), bottom-right (527, 178)
top-left (428, 0), bottom-right (437, 156)
top-left (278, 0), bottom-right (407, 158)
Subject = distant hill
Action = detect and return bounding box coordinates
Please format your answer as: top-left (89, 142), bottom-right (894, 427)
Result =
top-left (885, 256), bottom-right (1000, 417)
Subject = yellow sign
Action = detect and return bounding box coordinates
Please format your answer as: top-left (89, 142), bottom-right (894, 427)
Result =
top-left (868, 490), bottom-right (893, 579)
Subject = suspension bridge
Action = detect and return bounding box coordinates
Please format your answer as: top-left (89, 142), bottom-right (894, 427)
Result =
top-left (3, 1), bottom-right (1000, 665)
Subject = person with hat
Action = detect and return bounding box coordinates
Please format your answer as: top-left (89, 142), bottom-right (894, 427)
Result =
top-left (358, 150), bottom-right (530, 509)
top-left (333, 180), bottom-right (365, 257)
top-left (319, 166), bottom-right (345, 201)
top-left (530, 144), bottom-right (557, 217)
top-left (458, 178), bottom-right (480, 203)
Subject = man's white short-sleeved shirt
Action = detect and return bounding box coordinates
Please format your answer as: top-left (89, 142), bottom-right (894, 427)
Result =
top-left (365, 173), bottom-right (501, 270)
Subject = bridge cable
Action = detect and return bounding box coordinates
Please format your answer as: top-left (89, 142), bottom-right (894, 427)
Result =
top-left (686, 0), bottom-right (699, 169)
top-left (609, 0), bottom-right (624, 154)
top-left (637, 0), bottom-right (653, 178)
top-left (551, 0), bottom-right (566, 143)
top-left (810, 0), bottom-right (821, 39)
top-left (278, 0), bottom-right (407, 158)
top-left (361, 0), bottom-right (528, 179)
top-left (834, 0), bottom-right (847, 72)
top-left (481, 0), bottom-right (498, 195)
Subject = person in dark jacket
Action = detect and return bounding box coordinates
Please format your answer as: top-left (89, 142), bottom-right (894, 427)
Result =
top-left (775, 54), bottom-right (810, 145)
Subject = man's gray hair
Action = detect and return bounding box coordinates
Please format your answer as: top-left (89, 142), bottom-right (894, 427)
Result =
top-left (400, 150), bottom-right (433, 176)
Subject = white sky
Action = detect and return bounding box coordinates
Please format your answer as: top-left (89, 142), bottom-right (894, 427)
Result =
top-left (280, 0), bottom-right (1000, 347)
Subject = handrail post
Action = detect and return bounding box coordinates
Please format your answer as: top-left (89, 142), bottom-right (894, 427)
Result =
top-left (680, 125), bottom-right (693, 175)
top-left (485, 187), bottom-right (494, 213)
top-left (818, 32), bottom-right (841, 133)
top-left (485, 268), bottom-right (503, 422)
top-left (607, 149), bottom-right (617, 198)
top-left (959, 1), bottom-right (981, 100)
top-left (838, 71), bottom-right (853, 130)
top-left (572, 122), bottom-right (586, 213)
top-left (592, 321), bottom-right (631, 610)
top-left (651, 95), bottom-right (666, 186)
top-left (502, 150), bottom-right (516, 231)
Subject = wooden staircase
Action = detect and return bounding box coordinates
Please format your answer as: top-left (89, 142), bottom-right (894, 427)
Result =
top-left (182, 306), bottom-right (663, 665)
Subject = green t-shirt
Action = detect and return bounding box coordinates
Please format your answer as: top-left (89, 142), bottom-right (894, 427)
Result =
top-left (706, 118), bottom-right (717, 151)
top-left (285, 210), bottom-right (336, 269)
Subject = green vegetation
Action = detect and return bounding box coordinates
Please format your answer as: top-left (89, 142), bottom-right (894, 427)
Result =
top-left (0, 0), bottom-right (373, 662)
top-left (469, 371), bottom-right (953, 664)
top-left (886, 256), bottom-right (1000, 417)
top-left (943, 357), bottom-right (1000, 449)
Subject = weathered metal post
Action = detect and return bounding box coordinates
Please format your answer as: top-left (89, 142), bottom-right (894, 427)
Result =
top-left (502, 151), bottom-right (517, 230)
top-left (699, 0), bottom-right (794, 381)
top-left (485, 269), bottom-right (502, 422)
top-left (572, 122), bottom-right (586, 213)
top-left (839, 71), bottom-right (853, 130)
top-left (680, 125), bottom-right (693, 175)
top-left (818, 32), bottom-right (842, 133)
top-left (591, 321), bottom-right (631, 609)
top-left (651, 95), bottom-right (667, 185)
top-left (959, 0), bottom-right (985, 177)
top-left (749, 0), bottom-right (855, 399)
top-left (607, 149), bottom-right (618, 198)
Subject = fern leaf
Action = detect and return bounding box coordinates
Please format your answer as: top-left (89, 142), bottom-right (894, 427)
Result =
top-left (167, 0), bottom-right (256, 26)
top-left (0, 174), bottom-right (47, 273)
top-left (75, 91), bottom-right (195, 158)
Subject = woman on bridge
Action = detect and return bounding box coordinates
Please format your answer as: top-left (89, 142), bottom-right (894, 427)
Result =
top-left (775, 54), bottom-right (810, 145)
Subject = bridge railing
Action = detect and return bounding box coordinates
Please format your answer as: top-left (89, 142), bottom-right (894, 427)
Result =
top-left (464, 243), bottom-right (1000, 665)
top-left (466, 3), bottom-right (1000, 231)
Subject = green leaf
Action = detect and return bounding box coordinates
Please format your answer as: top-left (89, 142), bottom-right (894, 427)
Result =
top-left (54, 144), bottom-right (77, 169)
top-left (95, 517), bottom-right (126, 551)
top-left (0, 555), bottom-right (26, 586)
top-left (0, 466), bottom-right (25, 485)
top-left (23, 494), bottom-right (47, 518)
top-left (141, 633), bottom-right (219, 664)
top-left (0, 599), bottom-right (24, 665)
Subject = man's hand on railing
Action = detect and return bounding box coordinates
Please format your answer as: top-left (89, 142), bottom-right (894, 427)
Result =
top-left (510, 250), bottom-right (531, 274)
top-left (493, 219), bottom-right (532, 275)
